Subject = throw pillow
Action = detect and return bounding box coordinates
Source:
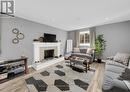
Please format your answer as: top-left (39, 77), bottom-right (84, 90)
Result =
top-left (86, 48), bottom-right (94, 54)
top-left (80, 49), bottom-right (87, 54)
top-left (114, 52), bottom-right (130, 66)
top-left (73, 47), bottom-right (80, 53)
top-left (118, 68), bottom-right (130, 81)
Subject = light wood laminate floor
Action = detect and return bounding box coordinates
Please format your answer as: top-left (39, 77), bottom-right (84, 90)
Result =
top-left (0, 62), bottom-right (105, 92)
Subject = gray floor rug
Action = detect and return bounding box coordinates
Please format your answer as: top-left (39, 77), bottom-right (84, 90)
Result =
top-left (25, 61), bottom-right (95, 92)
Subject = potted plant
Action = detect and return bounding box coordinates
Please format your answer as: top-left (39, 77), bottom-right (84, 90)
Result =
top-left (95, 34), bottom-right (106, 63)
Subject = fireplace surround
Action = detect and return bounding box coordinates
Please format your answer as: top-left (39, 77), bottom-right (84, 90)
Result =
top-left (33, 42), bottom-right (61, 62)
top-left (33, 42), bottom-right (64, 70)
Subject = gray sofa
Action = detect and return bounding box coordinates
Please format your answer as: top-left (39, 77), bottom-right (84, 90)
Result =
top-left (72, 48), bottom-right (95, 61)
top-left (102, 59), bottom-right (130, 92)
top-left (65, 48), bottom-right (95, 62)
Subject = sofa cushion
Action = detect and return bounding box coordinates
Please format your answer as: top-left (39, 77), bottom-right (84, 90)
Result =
top-left (106, 60), bottom-right (126, 68)
top-left (105, 71), bottom-right (121, 79)
top-left (80, 49), bottom-right (87, 54)
top-left (102, 74), bottom-right (129, 92)
top-left (119, 68), bottom-right (130, 81)
top-left (112, 79), bottom-right (129, 92)
top-left (114, 53), bottom-right (130, 66)
top-left (102, 75), bottom-right (114, 91)
top-left (106, 64), bottom-right (125, 74)
top-left (73, 47), bottom-right (80, 53)
top-left (103, 74), bottom-right (129, 92)
top-left (86, 48), bottom-right (94, 54)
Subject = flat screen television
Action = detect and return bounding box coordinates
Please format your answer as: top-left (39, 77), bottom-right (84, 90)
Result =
top-left (44, 33), bottom-right (56, 42)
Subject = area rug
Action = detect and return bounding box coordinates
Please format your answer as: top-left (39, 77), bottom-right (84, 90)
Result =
top-left (25, 61), bottom-right (95, 92)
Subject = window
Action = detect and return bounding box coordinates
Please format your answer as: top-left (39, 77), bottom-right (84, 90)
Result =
top-left (79, 31), bottom-right (90, 46)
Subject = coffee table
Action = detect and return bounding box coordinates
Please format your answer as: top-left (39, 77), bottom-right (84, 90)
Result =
top-left (69, 56), bottom-right (90, 72)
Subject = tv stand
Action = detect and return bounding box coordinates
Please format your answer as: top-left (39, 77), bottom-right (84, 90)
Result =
top-left (0, 57), bottom-right (28, 83)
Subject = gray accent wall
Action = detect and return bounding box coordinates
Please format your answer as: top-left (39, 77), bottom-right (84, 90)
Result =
top-left (0, 17), bottom-right (67, 65)
top-left (67, 21), bottom-right (130, 59)
top-left (67, 31), bottom-right (76, 47)
top-left (96, 21), bottom-right (130, 59)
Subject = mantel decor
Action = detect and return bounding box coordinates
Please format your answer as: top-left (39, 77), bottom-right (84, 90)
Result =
top-left (12, 28), bottom-right (25, 44)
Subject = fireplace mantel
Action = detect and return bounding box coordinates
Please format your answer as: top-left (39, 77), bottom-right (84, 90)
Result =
top-left (33, 42), bottom-right (61, 47)
top-left (33, 42), bottom-right (64, 70)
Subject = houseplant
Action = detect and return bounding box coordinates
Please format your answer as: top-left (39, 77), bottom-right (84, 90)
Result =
top-left (95, 34), bottom-right (106, 63)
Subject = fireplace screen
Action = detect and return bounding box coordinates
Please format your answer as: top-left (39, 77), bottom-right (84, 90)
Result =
top-left (44, 49), bottom-right (54, 59)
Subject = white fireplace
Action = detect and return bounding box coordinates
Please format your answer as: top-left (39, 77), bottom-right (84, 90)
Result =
top-left (33, 42), bottom-right (64, 70)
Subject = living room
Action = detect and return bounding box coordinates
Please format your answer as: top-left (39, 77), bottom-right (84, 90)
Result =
top-left (0, 0), bottom-right (130, 92)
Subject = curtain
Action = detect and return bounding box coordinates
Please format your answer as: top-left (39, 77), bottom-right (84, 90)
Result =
top-left (75, 30), bottom-right (79, 47)
top-left (66, 40), bottom-right (73, 53)
top-left (90, 27), bottom-right (96, 48)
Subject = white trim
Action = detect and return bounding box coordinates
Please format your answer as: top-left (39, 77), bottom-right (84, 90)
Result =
top-left (79, 43), bottom-right (90, 46)
top-left (80, 31), bottom-right (90, 34)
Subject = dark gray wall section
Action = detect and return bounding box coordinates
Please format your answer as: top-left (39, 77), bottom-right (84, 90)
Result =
top-left (96, 21), bottom-right (130, 59)
top-left (0, 17), bottom-right (67, 65)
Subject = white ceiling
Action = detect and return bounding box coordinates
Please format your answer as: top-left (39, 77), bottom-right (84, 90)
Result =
top-left (15, 0), bottom-right (130, 31)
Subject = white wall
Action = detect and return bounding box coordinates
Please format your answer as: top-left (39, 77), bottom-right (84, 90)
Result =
top-left (0, 17), bottom-right (67, 65)
top-left (96, 21), bottom-right (130, 59)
